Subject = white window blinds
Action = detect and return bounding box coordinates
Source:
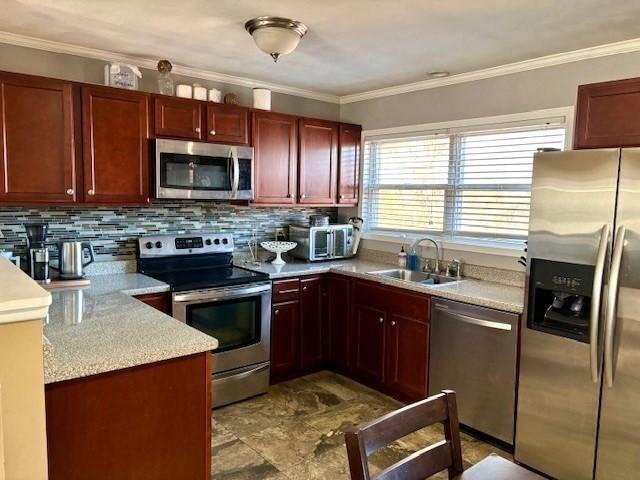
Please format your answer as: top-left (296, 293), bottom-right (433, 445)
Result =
top-left (362, 123), bottom-right (566, 241)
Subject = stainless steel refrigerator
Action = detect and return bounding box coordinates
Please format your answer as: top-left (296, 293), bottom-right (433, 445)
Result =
top-left (515, 148), bottom-right (640, 480)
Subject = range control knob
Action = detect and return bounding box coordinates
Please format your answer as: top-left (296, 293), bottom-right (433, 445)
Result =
top-left (205, 239), bottom-right (212, 246)
top-left (213, 238), bottom-right (220, 245)
top-left (145, 242), bottom-right (153, 249)
top-left (155, 241), bottom-right (162, 248)
top-left (222, 238), bottom-right (229, 245)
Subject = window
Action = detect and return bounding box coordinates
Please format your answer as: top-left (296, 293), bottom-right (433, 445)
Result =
top-left (362, 118), bottom-right (567, 243)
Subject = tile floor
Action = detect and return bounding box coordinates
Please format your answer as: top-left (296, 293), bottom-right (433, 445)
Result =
top-left (211, 370), bottom-right (511, 479)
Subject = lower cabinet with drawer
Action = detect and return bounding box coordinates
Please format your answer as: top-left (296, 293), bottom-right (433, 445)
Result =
top-left (269, 274), bottom-right (431, 403)
top-left (270, 276), bottom-right (326, 383)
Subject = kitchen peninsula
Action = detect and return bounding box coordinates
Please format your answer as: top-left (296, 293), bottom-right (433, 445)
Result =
top-left (42, 273), bottom-right (218, 480)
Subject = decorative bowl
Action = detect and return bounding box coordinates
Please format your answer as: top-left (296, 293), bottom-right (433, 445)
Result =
top-left (260, 241), bottom-right (297, 265)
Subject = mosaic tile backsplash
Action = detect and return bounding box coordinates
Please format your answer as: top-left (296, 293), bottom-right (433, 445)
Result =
top-left (0, 202), bottom-right (336, 262)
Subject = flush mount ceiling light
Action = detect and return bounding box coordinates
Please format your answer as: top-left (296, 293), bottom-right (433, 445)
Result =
top-left (245, 16), bottom-right (308, 62)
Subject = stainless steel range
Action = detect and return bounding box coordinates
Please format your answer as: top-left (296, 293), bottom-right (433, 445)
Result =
top-left (137, 233), bottom-right (271, 408)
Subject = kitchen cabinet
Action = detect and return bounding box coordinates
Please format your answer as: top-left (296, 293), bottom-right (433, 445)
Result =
top-left (352, 304), bottom-right (387, 385)
top-left (46, 352), bottom-right (211, 480)
top-left (385, 312), bottom-right (429, 402)
top-left (206, 103), bottom-right (249, 145)
top-left (299, 276), bottom-right (325, 370)
top-left (270, 300), bottom-right (300, 378)
top-left (252, 111), bottom-right (298, 204)
top-left (325, 274), bottom-right (351, 371)
top-left (351, 279), bottom-right (430, 402)
top-left (134, 292), bottom-right (170, 314)
top-left (0, 73), bottom-right (77, 204)
top-left (154, 96), bottom-right (203, 140)
top-left (298, 119), bottom-right (339, 204)
top-left (338, 124), bottom-right (361, 205)
top-left (81, 85), bottom-right (150, 204)
top-left (575, 77), bottom-right (640, 148)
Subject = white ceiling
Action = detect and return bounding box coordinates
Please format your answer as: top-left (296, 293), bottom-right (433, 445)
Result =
top-left (2, 0), bottom-right (640, 96)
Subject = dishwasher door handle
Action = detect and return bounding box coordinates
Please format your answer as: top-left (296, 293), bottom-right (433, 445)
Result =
top-left (433, 305), bottom-right (512, 331)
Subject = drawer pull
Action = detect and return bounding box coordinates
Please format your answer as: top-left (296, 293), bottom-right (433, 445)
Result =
top-left (391, 320), bottom-right (396, 326)
top-left (379, 317), bottom-right (384, 323)
top-left (66, 188), bottom-right (74, 195)
top-left (274, 309), bottom-right (280, 315)
top-left (302, 286), bottom-right (308, 291)
top-left (277, 288), bottom-right (299, 294)
top-left (210, 130), bottom-right (216, 135)
top-left (195, 127), bottom-right (201, 133)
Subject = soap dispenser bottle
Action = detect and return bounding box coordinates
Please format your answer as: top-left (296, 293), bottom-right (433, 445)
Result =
top-left (398, 246), bottom-right (407, 268)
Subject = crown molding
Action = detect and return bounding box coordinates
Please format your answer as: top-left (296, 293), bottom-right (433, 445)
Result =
top-left (0, 31), bottom-right (341, 104)
top-left (2, 31), bottom-right (640, 107)
top-left (339, 37), bottom-right (640, 104)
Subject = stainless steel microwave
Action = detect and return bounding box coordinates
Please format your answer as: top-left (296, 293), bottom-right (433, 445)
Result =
top-left (155, 139), bottom-right (254, 200)
top-left (289, 224), bottom-right (355, 262)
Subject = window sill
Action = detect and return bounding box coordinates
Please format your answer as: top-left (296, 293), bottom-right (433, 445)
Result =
top-left (361, 232), bottom-right (525, 258)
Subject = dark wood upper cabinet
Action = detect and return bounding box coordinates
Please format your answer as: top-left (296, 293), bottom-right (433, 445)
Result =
top-left (0, 73), bottom-right (76, 204)
top-left (326, 274), bottom-right (351, 370)
top-left (299, 276), bottom-right (325, 370)
top-left (298, 119), bottom-right (338, 205)
top-left (206, 103), bottom-right (249, 145)
top-left (81, 86), bottom-right (150, 204)
top-left (270, 300), bottom-right (300, 378)
top-left (338, 124), bottom-right (361, 205)
top-left (252, 111), bottom-right (298, 204)
top-left (575, 77), bottom-right (640, 149)
top-left (154, 96), bottom-right (202, 140)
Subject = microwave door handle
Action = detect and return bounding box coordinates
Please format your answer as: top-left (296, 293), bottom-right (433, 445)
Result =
top-left (230, 147), bottom-right (240, 199)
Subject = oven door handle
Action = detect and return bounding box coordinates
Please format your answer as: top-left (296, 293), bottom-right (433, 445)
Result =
top-left (173, 282), bottom-right (271, 304)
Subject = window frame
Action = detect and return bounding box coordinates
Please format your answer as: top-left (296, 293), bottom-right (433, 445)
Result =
top-left (358, 107), bottom-right (575, 254)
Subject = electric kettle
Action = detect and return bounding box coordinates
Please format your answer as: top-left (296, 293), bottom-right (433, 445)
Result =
top-left (51, 241), bottom-right (95, 279)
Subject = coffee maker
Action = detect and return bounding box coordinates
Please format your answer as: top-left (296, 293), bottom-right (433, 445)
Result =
top-left (25, 223), bottom-right (51, 284)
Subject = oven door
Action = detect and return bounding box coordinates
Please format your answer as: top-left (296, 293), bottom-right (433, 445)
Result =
top-left (155, 139), bottom-right (254, 200)
top-left (172, 282), bottom-right (271, 374)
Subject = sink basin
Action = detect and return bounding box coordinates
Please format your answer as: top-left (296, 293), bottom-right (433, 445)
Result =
top-left (368, 269), bottom-right (459, 285)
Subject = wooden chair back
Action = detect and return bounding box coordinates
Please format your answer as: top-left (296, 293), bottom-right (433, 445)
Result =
top-left (345, 390), bottom-right (464, 480)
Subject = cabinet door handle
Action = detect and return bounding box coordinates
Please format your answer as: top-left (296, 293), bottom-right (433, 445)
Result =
top-left (340, 194), bottom-right (345, 199)
top-left (87, 189), bottom-right (95, 196)
top-left (195, 127), bottom-right (201, 133)
top-left (66, 188), bottom-right (74, 196)
top-left (300, 194), bottom-right (306, 199)
top-left (302, 286), bottom-right (308, 291)
top-left (210, 130), bottom-right (216, 136)
top-left (274, 309), bottom-right (280, 315)
top-left (379, 317), bottom-right (384, 323)
top-left (391, 320), bottom-right (396, 327)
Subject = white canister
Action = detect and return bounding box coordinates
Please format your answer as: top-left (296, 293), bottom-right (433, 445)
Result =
top-left (253, 88), bottom-right (272, 110)
top-left (193, 85), bottom-right (207, 101)
top-left (176, 84), bottom-right (193, 98)
top-left (208, 88), bottom-right (222, 103)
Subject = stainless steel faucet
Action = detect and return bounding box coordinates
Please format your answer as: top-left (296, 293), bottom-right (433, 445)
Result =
top-left (409, 237), bottom-right (441, 273)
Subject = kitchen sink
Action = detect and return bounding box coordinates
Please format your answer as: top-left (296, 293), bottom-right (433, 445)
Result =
top-left (368, 269), bottom-right (459, 285)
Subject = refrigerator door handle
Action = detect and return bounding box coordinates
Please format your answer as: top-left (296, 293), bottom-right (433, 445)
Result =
top-left (590, 223), bottom-right (610, 383)
top-left (604, 225), bottom-right (626, 388)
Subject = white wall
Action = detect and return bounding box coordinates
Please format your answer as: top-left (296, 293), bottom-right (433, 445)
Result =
top-left (340, 51), bottom-right (640, 270)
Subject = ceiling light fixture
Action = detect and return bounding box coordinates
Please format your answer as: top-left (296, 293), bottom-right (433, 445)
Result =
top-left (245, 16), bottom-right (308, 63)
top-left (429, 71), bottom-right (450, 78)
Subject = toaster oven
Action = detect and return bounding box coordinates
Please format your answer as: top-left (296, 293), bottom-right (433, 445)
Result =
top-left (289, 224), bottom-right (355, 262)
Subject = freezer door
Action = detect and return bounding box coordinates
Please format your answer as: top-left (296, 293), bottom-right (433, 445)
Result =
top-left (515, 149), bottom-right (620, 480)
top-left (596, 148), bottom-right (640, 480)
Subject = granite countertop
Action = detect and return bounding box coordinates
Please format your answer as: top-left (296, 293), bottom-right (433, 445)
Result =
top-left (0, 257), bottom-right (51, 324)
top-left (43, 273), bottom-right (218, 384)
top-left (242, 259), bottom-right (524, 314)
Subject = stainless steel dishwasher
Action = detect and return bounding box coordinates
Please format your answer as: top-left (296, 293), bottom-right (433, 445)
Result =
top-left (428, 298), bottom-right (519, 445)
